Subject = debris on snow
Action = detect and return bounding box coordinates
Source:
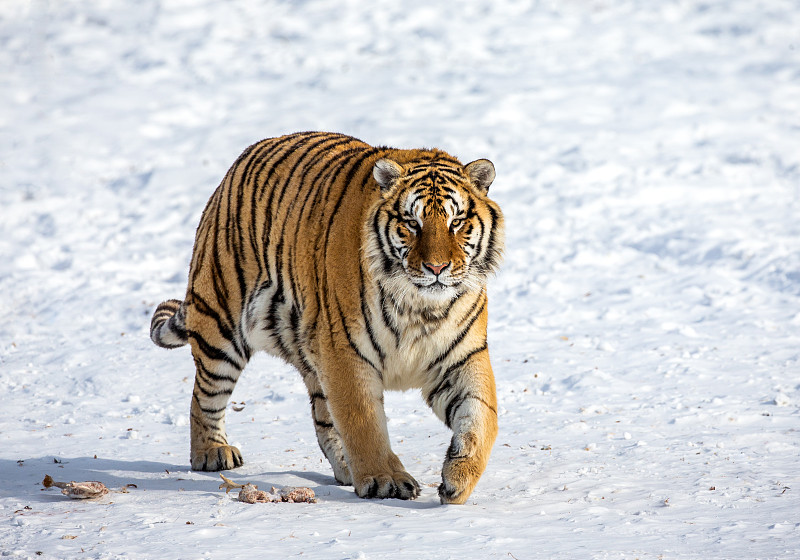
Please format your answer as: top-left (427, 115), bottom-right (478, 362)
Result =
top-left (42, 475), bottom-right (137, 499)
top-left (773, 393), bottom-right (791, 407)
top-left (42, 475), bottom-right (109, 499)
top-left (219, 474), bottom-right (316, 503)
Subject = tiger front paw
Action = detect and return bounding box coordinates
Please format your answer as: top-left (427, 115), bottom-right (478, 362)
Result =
top-left (438, 431), bottom-right (487, 504)
top-left (438, 458), bottom-right (479, 504)
top-left (191, 444), bottom-right (243, 471)
top-left (353, 471), bottom-right (420, 500)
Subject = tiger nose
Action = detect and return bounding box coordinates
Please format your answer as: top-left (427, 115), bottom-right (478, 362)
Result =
top-left (423, 261), bottom-right (450, 276)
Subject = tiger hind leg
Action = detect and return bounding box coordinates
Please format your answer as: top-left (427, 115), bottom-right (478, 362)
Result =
top-left (189, 344), bottom-right (246, 471)
top-left (304, 373), bottom-right (352, 485)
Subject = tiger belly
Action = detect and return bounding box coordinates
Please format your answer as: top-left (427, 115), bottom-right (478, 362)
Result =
top-left (241, 284), bottom-right (305, 364)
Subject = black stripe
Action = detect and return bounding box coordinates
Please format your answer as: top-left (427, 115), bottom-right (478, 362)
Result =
top-left (426, 296), bottom-right (486, 371)
top-left (320, 147), bottom-right (382, 263)
top-left (194, 360), bottom-right (238, 386)
top-left (250, 134), bottom-right (331, 291)
top-left (274, 137), bottom-right (358, 321)
top-left (228, 142), bottom-right (263, 275)
top-left (442, 341), bottom-right (488, 380)
top-left (170, 314), bottom-right (188, 341)
top-left (373, 209), bottom-right (396, 277)
top-left (194, 382), bottom-right (233, 399)
top-left (207, 228), bottom-right (231, 307)
top-left (360, 270), bottom-right (386, 365)
top-left (304, 145), bottom-right (375, 334)
top-left (316, 147), bottom-right (383, 331)
top-left (292, 145), bottom-right (368, 265)
top-left (245, 137), bottom-right (301, 275)
top-left (188, 330), bottom-right (241, 368)
top-left (154, 339), bottom-right (185, 349)
top-left (377, 285), bottom-right (401, 347)
top-left (189, 290), bottom-right (243, 358)
top-left (335, 295), bottom-right (381, 376)
top-left (209, 434), bottom-right (229, 447)
top-left (476, 203), bottom-right (502, 275)
top-left (263, 136), bottom-right (353, 359)
top-left (195, 384), bottom-right (234, 402)
top-left (426, 342), bottom-right (488, 407)
top-left (285, 147), bottom-right (364, 316)
top-left (295, 344), bottom-right (319, 384)
top-left (215, 168), bottom-right (248, 312)
top-left (456, 292), bottom-right (484, 328)
top-left (192, 394), bottom-right (228, 416)
top-left (255, 132), bottom-right (342, 204)
top-left (421, 290), bottom-right (465, 325)
top-left (198, 403), bottom-right (228, 416)
top-left (445, 394), bottom-right (498, 430)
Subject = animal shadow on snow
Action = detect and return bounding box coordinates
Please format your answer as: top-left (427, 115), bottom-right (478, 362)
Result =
top-left (2, 456), bottom-right (331, 504)
top-left (3, 457), bottom-right (440, 508)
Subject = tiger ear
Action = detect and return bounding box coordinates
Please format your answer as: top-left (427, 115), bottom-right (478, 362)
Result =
top-left (465, 159), bottom-right (496, 194)
top-left (373, 159), bottom-right (403, 194)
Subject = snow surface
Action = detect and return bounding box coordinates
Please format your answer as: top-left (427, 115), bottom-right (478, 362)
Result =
top-left (2, 0), bottom-right (800, 558)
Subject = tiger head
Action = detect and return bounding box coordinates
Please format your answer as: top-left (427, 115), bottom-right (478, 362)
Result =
top-left (365, 154), bottom-right (505, 306)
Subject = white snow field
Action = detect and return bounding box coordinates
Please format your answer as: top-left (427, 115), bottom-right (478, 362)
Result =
top-left (2, 0), bottom-right (799, 558)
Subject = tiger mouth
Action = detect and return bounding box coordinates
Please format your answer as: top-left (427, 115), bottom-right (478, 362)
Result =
top-left (404, 265), bottom-right (464, 293)
top-left (414, 277), bottom-right (458, 292)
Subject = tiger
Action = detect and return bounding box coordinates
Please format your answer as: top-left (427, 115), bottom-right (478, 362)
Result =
top-left (150, 131), bottom-right (504, 504)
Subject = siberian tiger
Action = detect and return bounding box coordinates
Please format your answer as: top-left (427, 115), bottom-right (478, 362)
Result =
top-left (150, 131), bottom-right (504, 504)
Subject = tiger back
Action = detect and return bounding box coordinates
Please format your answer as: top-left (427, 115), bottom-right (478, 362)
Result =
top-left (150, 131), bottom-right (504, 504)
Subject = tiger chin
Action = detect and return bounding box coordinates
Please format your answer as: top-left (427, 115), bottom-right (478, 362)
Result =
top-left (150, 132), bottom-right (504, 505)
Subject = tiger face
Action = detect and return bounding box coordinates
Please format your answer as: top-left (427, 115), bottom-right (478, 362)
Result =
top-left (368, 157), bottom-right (504, 304)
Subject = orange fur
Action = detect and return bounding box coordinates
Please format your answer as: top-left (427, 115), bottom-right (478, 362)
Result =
top-left (151, 132), bottom-right (504, 503)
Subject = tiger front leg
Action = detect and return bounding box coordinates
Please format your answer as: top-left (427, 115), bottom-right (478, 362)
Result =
top-left (426, 350), bottom-right (498, 504)
top-left (302, 369), bottom-right (352, 485)
top-left (321, 357), bottom-right (420, 500)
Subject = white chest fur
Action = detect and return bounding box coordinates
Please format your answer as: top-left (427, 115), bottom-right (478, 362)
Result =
top-left (367, 288), bottom-right (485, 391)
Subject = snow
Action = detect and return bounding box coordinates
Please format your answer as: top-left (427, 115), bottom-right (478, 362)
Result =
top-left (2, 0), bottom-right (799, 558)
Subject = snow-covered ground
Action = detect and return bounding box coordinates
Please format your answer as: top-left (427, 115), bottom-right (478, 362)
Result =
top-left (2, 0), bottom-right (799, 558)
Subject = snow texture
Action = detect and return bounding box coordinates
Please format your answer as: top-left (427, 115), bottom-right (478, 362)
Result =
top-left (2, 0), bottom-right (799, 558)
